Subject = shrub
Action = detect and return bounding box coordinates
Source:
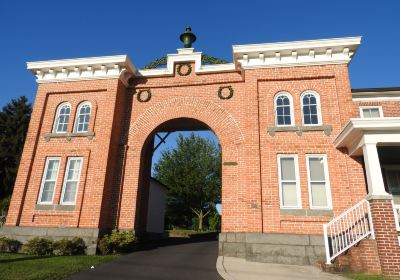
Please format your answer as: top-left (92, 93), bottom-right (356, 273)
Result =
top-left (24, 237), bottom-right (53, 256)
top-left (53, 237), bottom-right (86, 256)
top-left (208, 212), bottom-right (221, 231)
top-left (0, 237), bottom-right (21, 253)
top-left (98, 230), bottom-right (136, 255)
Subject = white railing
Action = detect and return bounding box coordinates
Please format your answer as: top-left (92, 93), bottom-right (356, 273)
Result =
top-left (393, 204), bottom-right (400, 231)
top-left (323, 199), bottom-right (374, 264)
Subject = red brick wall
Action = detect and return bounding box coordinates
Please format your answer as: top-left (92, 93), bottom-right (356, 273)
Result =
top-left (369, 199), bottom-right (400, 277)
top-left (337, 239), bottom-right (382, 274)
top-left (6, 79), bottom-right (124, 228)
top-left (352, 101), bottom-right (400, 118)
top-left (7, 60), bottom-right (396, 237)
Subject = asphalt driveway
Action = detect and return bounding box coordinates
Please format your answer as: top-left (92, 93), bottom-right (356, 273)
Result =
top-left (67, 239), bottom-right (222, 280)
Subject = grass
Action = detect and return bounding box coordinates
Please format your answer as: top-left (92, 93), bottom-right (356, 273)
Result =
top-left (167, 229), bottom-right (219, 238)
top-left (0, 253), bottom-right (119, 280)
top-left (343, 273), bottom-right (389, 280)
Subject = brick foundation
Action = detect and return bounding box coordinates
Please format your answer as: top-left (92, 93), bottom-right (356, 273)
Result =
top-left (336, 239), bottom-right (382, 274)
top-left (369, 198), bottom-right (400, 277)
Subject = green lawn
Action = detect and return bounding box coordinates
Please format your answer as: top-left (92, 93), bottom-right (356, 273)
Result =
top-left (0, 253), bottom-right (119, 280)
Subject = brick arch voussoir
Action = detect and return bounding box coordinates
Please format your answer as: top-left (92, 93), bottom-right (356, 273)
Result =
top-left (129, 97), bottom-right (244, 151)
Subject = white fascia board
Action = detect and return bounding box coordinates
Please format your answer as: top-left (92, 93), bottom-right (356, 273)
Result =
top-left (232, 37), bottom-right (362, 54)
top-left (27, 55), bottom-right (136, 84)
top-left (233, 36), bottom-right (362, 69)
top-left (352, 90), bottom-right (400, 101)
top-left (333, 118), bottom-right (400, 148)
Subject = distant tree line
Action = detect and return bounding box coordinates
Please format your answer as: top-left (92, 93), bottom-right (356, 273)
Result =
top-left (0, 96), bottom-right (32, 214)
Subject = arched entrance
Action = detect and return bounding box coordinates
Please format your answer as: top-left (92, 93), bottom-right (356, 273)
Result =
top-left (117, 97), bottom-right (247, 233)
top-left (133, 117), bottom-right (220, 235)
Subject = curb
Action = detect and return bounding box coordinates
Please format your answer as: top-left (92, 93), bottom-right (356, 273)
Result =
top-left (216, 256), bottom-right (235, 280)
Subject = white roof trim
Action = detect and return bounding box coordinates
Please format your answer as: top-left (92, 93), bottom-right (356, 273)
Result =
top-left (334, 118), bottom-right (400, 155)
top-left (233, 36), bottom-right (361, 69)
top-left (27, 55), bottom-right (136, 86)
top-left (352, 89), bottom-right (400, 101)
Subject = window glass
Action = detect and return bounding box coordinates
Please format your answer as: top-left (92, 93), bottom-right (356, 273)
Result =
top-left (279, 156), bottom-right (299, 208)
top-left (276, 95), bottom-right (292, 126)
top-left (75, 103), bottom-right (91, 133)
top-left (39, 158), bottom-right (60, 203)
top-left (362, 108), bottom-right (381, 118)
top-left (302, 93), bottom-right (319, 125)
top-left (54, 104), bottom-right (70, 133)
top-left (307, 156), bottom-right (330, 208)
top-left (61, 158), bottom-right (82, 204)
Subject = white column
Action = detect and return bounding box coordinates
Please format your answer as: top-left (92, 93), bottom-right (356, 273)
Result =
top-left (362, 143), bottom-right (389, 196)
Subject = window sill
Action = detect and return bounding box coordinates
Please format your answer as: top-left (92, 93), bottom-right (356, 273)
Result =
top-left (267, 125), bottom-right (332, 136)
top-left (280, 209), bottom-right (334, 217)
top-left (44, 132), bottom-right (95, 142)
top-left (35, 204), bottom-right (75, 211)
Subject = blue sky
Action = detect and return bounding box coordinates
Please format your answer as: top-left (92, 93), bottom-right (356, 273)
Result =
top-left (0, 0), bottom-right (399, 174)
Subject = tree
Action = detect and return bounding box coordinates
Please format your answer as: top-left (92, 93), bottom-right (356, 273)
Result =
top-left (0, 96), bottom-right (32, 210)
top-left (154, 133), bottom-right (221, 231)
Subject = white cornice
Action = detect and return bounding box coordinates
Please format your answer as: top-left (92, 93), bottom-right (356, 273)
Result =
top-left (233, 37), bottom-right (361, 69)
top-left (334, 118), bottom-right (400, 155)
top-left (352, 89), bottom-right (400, 101)
top-left (27, 55), bottom-right (136, 86)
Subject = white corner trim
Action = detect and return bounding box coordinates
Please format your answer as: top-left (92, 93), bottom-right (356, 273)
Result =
top-left (233, 36), bottom-right (361, 69)
top-left (27, 55), bottom-right (136, 86)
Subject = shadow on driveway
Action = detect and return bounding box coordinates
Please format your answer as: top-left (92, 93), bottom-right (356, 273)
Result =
top-left (67, 237), bottom-right (222, 280)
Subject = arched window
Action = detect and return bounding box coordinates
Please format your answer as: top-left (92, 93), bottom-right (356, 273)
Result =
top-left (275, 92), bottom-right (294, 126)
top-left (301, 91), bottom-right (321, 125)
top-left (53, 103), bottom-right (71, 133)
top-left (74, 102), bottom-right (91, 133)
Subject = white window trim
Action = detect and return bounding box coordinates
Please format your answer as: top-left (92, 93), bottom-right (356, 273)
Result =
top-left (60, 157), bottom-right (83, 205)
top-left (306, 154), bottom-right (332, 209)
top-left (359, 106), bottom-right (384, 118)
top-left (37, 157), bottom-right (61, 205)
top-left (274, 92), bottom-right (295, 127)
top-left (300, 90), bottom-right (322, 126)
top-left (277, 154), bottom-right (302, 209)
top-left (73, 101), bottom-right (92, 133)
top-left (52, 102), bottom-right (71, 133)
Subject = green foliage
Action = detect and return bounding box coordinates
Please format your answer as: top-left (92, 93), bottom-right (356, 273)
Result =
top-left (154, 133), bottom-right (222, 230)
top-left (24, 237), bottom-right (53, 256)
top-left (208, 211), bottom-right (221, 231)
top-left (98, 230), bottom-right (136, 255)
top-left (143, 54), bottom-right (229, 69)
top-left (0, 237), bottom-right (21, 253)
top-left (53, 237), bottom-right (86, 256)
top-left (0, 96), bottom-right (32, 205)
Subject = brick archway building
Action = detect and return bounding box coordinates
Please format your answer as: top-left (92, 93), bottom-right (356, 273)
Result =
top-left (2, 36), bottom-right (400, 277)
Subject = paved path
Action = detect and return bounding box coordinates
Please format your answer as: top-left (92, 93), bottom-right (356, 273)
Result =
top-left (218, 256), bottom-right (346, 280)
top-left (67, 240), bottom-right (222, 280)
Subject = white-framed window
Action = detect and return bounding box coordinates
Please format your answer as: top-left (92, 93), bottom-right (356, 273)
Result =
top-left (306, 155), bottom-right (332, 209)
top-left (53, 103), bottom-right (71, 133)
top-left (74, 102), bottom-right (91, 133)
top-left (38, 157), bottom-right (61, 204)
top-left (275, 92), bottom-right (294, 126)
top-left (301, 91), bottom-right (322, 126)
top-left (359, 106), bottom-right (383, 118)
top-left (278, 154), bottom-right (301, 208)
top-left (60, 157), bottom-right (83, 205)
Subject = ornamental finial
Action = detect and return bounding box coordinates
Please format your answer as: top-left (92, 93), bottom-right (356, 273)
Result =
top-left (179, 26), bottom-right (197, 48)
